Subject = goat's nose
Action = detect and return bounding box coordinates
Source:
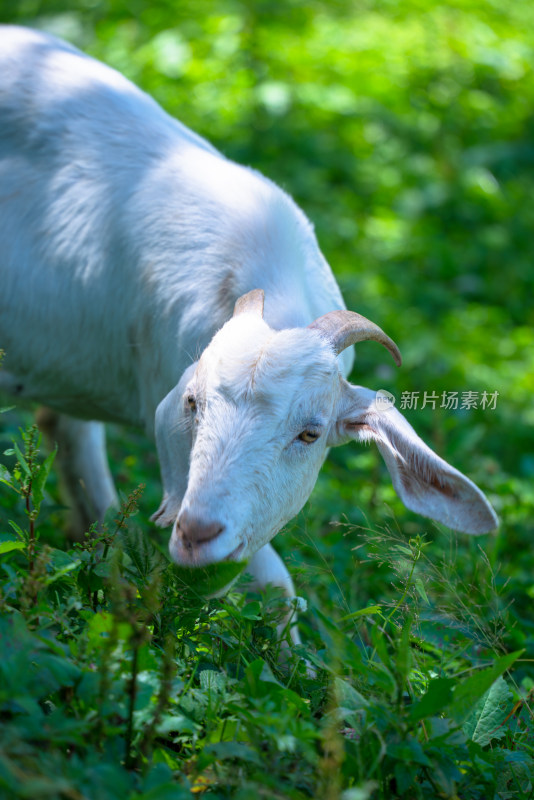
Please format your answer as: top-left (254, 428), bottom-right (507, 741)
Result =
top-left (178, 510), bottom-right (225, 547)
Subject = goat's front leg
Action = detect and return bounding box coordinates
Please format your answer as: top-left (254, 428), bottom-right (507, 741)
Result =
top-left (36, 408), bottom-right (117, 539)
top-left (246, 543), bottom-right (302, 647)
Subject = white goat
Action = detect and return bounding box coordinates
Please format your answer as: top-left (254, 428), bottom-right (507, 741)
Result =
top-left (0, 27), bottom-right (497, 637)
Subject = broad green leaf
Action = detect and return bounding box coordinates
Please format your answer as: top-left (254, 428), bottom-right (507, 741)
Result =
top-left (0, 462), bottom-right (18, 492)
top-left (44, 558), bottom-right (81, 586)
top-left (93, 560), bottom-right (113, 578)
top-left (0, 539), bottom-right (26, 555)
top-left (0, 464), bottom-right (11, 482)
top-left (394, 761), bottom-right (416, 795)
top-left (170, 559), bottom-right (245, 598)
top-left (393, 546), bottom-right (414, 557)
top-left (32, 447), bottom-right (57, 507)
top-left (414, 578), bottom-right (429, 604)
top-left (240, 600), bottom-right (261, 620)
top-left (311, 607), bottom-right (367, 676)
top-left (119, 527), bottom-right (166, 582)
top-left (147, 713), bottom-right (197, 737)
top-left (200, 740), bottom-right (261, 766)
top-left (36, 653), bottom-right (82, 690)
top-left (339, 605), bottom-right (382, 622)
top-left (449, 650), bottom-right (522, 723)
top-left (199, 669), bottom-right (226, 694)
top-left (409, 677), bottom-right (455, 723)
top-left (396, 616), bottom-right (413, 683)
top-left (244, 658), bottom-right (283, 692)
top-left (387, 738), bottom-right (431, 766)
top-left (334, 677), bottom-right (369, 710)
top-left (48, 548), bottom-right (80, 569)
top-left (462, 676), bottom-right (513, 746)
top-left (242, 659), bottom-right (308, 711)
top-left (141, 763), bottom-right (175, 798)
top-left (13, 442), bottom-right (30, 477)
top-left (8, 520), bottom-right (25, 538)
top-left (86, 611), bottom-right (133, 651)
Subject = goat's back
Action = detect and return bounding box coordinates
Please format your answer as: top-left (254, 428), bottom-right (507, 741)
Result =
top-left (0, 26), bottom-right (351, 428)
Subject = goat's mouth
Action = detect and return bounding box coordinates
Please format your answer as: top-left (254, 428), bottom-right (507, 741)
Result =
top-left (223, 541), bottom-right (245, 562)
top-left (169, 530), bottom-right (246, 567)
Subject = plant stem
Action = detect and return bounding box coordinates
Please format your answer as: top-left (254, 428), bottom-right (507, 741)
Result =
top-left (26, 484), bottom-right (35, 573)
top-left (125, 641), bottom-right (139, 768)
top-left (384, 556), bottom-right (418, 629)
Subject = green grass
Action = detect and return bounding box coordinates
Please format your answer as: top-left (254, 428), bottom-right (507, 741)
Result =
top-left (0, 419), bottom-right (532, 799)
top-left (1, 0), bottom-right (534, 796)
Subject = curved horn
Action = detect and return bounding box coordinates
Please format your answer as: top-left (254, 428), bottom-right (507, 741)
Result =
top-left (308, 309), bottom-right (402, 366)
top-left (233, 289), bottom-right (265, 318)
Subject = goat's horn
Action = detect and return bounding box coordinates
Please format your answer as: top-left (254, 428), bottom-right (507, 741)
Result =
top-left (233, 288), bottom-right (264, 318)
top-left (308, 309), bottom-right (402, 366)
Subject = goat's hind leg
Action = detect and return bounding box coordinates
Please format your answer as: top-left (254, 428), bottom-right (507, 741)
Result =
top-left (36, 408), bottom-right (118, 539)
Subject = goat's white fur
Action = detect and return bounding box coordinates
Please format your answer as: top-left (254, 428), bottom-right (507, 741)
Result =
top-left (0, 27), bottom-right (497, 645)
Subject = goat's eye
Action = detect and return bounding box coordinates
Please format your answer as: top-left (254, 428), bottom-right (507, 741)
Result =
top-left (298, 430), bottom-right (320, 444)
top-left (186, 395), bottom-right (197, 412)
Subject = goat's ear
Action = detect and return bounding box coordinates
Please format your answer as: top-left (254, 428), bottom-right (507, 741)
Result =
top-left (151, 363), bottom-right (197, 528)
top-left (329, 384), bottom-right (498, 535)
top-left (233, 288), bottom-right (264, 318)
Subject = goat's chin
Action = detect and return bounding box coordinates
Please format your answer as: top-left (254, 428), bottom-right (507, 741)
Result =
top-left (168, 533), bottom-right (246, 567)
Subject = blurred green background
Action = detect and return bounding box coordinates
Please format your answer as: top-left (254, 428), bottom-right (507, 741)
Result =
top-left (1, 0), bottom-right (533, 648)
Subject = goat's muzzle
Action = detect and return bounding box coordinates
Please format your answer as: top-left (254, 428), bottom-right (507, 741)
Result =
top-left (177, 510), bottom-right (225, 549)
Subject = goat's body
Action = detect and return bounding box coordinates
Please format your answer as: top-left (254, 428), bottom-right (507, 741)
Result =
top-left (0, 27), bottom-right (498, 649)
top-left (0, 25), bottom-right (351, 433)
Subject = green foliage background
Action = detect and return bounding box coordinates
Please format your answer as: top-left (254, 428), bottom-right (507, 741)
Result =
top-left (0, 1), bottom-right (533, 798)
